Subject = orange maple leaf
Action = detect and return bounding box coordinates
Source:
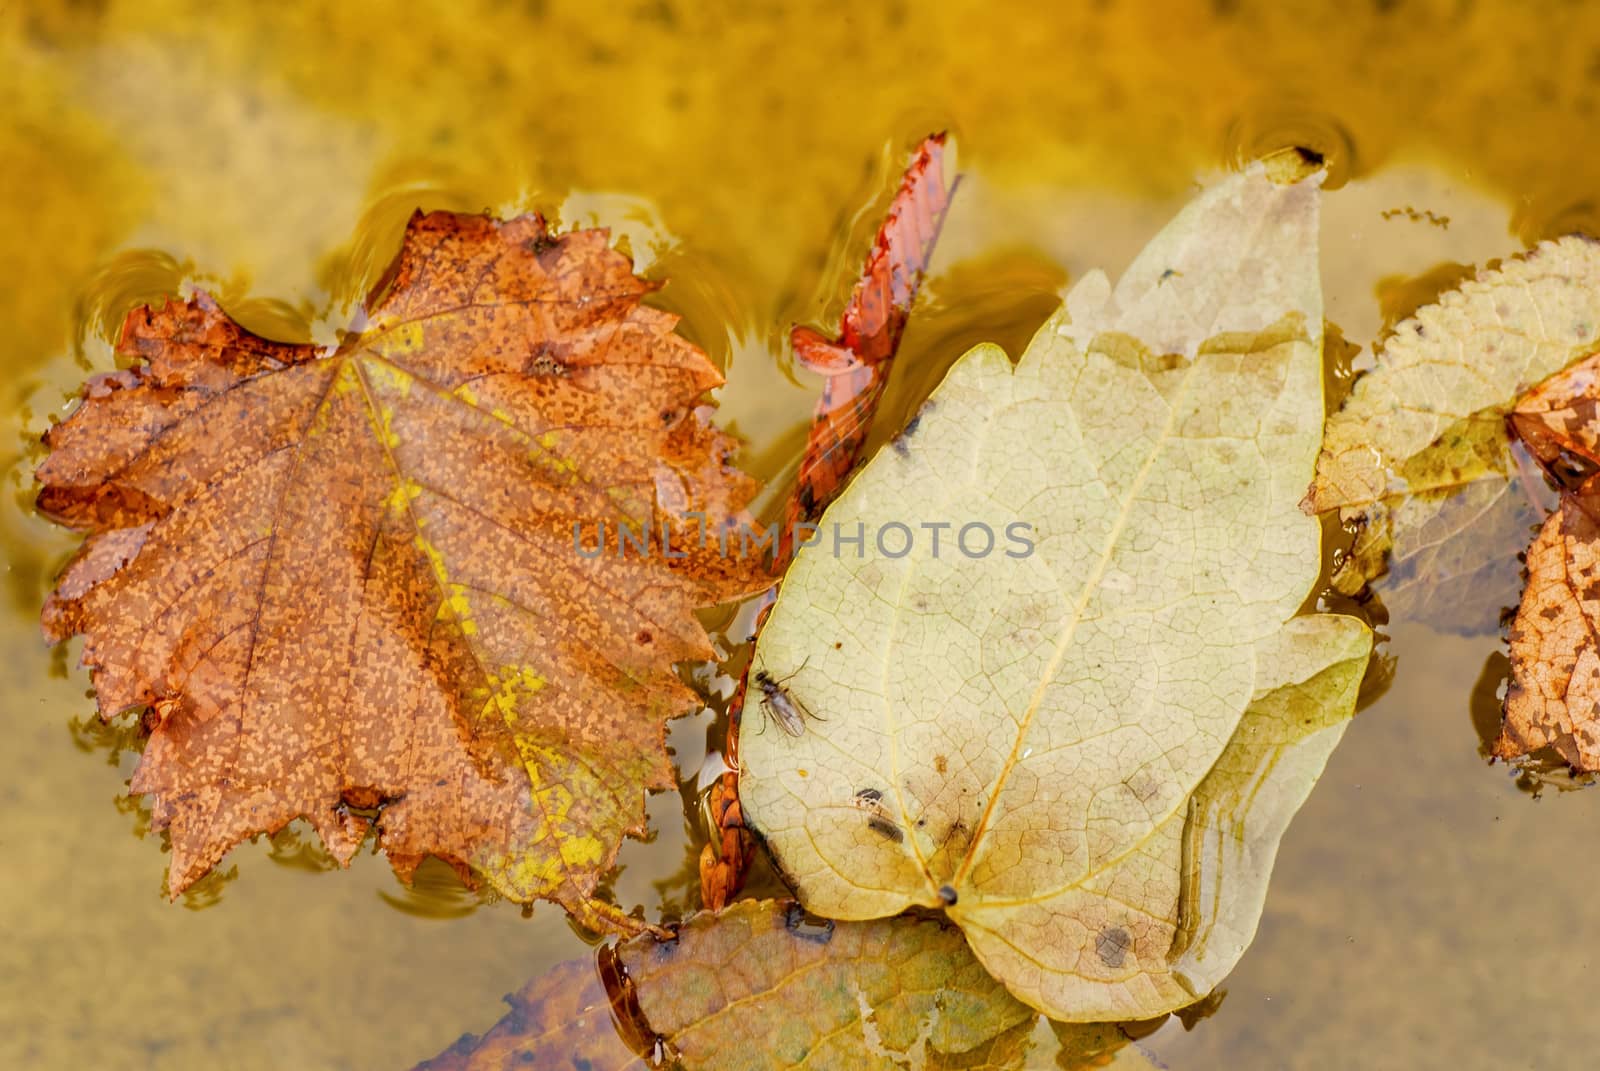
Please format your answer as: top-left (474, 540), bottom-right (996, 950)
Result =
top-left (39, 211), bottom-right (760, 933)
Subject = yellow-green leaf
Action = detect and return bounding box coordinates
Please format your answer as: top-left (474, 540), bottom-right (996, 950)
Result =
top-left (740, 164), bottom-right (1370, 1020)
top-left (1309, 237), bottom-right (1600, 513)
top-left (626, 902), bottom-right (1034, 1069)
top-left (1307, 237), bottom-right (1600, 623)
top-left (416, 900), bottom-right (1157, 1070)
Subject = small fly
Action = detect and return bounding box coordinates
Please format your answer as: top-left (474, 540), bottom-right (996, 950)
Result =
top-left (751, 658), bottom-right (822, 737)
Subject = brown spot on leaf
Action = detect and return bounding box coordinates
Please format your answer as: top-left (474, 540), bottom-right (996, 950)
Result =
top-left (866, 815), bottom-right (904, 843)
top-left (525, 347), bottom-right (567, 377)
top-left (341, 786), bottom-right (383, 810)
top-left (1095, 926), bottom-right (1132, 969)
top-left (1122, 770), bottom-right (1161, 803)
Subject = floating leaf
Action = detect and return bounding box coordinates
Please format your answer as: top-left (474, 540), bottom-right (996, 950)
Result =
top-left (1308, 237), bottom-right (1600, 513)
top-left (1498, 351), bottom-right (1600, 772)
top-left (417, 959), bottom-right (638, 1071)
top-left (1498, 488), bottom-right (1600, 772)
top-left (740, 162), bottom-right (1370, 1020)
top-left (416, 900), bottom-right (1046, 1070)
top-left (1307, 237), bottom-right (1600, 630)
top-left (702, 133), bottom-right (957, 912)
top-left (38, 211), bottom-right (759, 931)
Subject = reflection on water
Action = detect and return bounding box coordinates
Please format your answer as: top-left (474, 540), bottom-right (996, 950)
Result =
top-left (8, 0), bottom-right (1600, 1067)
top-left (180, 865), bottom-right (240, 911)
top-left (318, 161), bottom-right (506, 325)
top-left (70, 250), bottom-right (193, 369)
top-left (1373, 260), bottom-right (1478, 342)
top-left (1514, 193), bottom-right (1600, 249)
top-left (66, 710), bottom-right (144, 767)
top-left (378, 858), bottom-right (489, 921)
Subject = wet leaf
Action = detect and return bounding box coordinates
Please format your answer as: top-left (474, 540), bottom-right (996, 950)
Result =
top-left (1309, 237), bottom-right (1600, 512)
top-left (1498, 352), bottom-right (1600, 772)
top-left (702, 133), bottom-right (957, 912)
top-left (626, 902), bottom-right (1035, 1069)
top-left (1496, 488), bottom-right (1600, 771)
top-left (1340, 437), bottom-right (1551, 634)
top-left (415, 900), bottom-right (1163, 1070)
top-left (38, 211), bottom-right (759, 931)
top-left (783, 132), bottom-right (956, 545)
top-left (1307, 238), bottom-right (1600, 630)
top-left (1508, 349), bottom-right (1600, 471)
top-left (740, 162), bottom-right (1371, 1020)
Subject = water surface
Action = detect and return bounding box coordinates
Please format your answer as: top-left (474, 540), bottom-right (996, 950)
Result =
top-left (4, 2), bottom-right (1599, 1067)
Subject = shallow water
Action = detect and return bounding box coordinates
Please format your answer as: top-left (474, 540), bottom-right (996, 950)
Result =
top-left (4, 1), bottom-right (1600, 1067)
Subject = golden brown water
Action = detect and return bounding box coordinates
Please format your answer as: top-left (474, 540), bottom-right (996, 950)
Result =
top-left (5, 1), bottom-right (1600, 1067)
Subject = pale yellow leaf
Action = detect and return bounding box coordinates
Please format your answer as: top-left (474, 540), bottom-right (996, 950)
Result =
top-left (1309, 236), bottom-right (1600, 513)
top-left (1306, 238), bottom-right (1600, 610)
top-left (741, 164), bottom-right (1369, 1020)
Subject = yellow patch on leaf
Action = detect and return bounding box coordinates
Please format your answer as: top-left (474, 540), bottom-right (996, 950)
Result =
top-left (37, 211), bottom-right (762, 934)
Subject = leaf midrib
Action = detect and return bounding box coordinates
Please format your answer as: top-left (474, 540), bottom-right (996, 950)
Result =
top-left (950, 340), bottom-right (1204, 891)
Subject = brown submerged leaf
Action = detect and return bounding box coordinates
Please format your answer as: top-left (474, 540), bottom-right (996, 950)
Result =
top-left (416, 900), bottom-right (1159, 1070)
top-left (38, 211), bottom-right (760, 930)
top-left (417, 959), bottom-right (637, 1071)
